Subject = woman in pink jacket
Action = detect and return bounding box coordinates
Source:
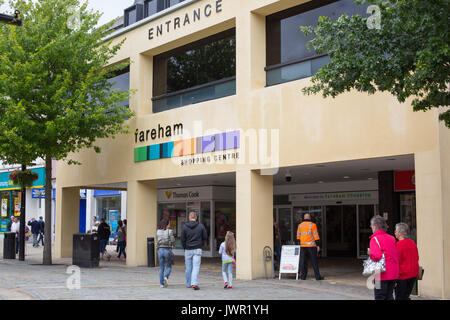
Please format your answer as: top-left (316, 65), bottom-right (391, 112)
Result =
top-left (367, 215), bottom-right (400, 300)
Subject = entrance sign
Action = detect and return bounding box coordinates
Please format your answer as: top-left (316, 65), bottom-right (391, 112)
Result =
top-left (279, 245), bottom-right (301, 280)
top-left (394, 171), bottom-right (415, 191)
top-left (289, 191), bottom-right (378, 203)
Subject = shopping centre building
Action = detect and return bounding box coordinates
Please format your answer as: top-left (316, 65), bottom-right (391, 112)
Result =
top-left (55, 0), bottom-right (449, 298)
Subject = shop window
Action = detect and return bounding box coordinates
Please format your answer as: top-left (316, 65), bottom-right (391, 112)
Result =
top-left (159, 202), bottom-right (187, 249)
top-left (96, 196), bottom-right (121, 226)
top-left (265, 0), bottom-right (368, 86)
top-left (214, 202), bottom-right (236, 251)
top-left (106, 66), bottom-right (130, 113)
top-left (152, 28), bottom-right (236, 113)
top-left (144, 0), bottom-right (186, 18)
top-left (124, 3), bottom-right (144, 27)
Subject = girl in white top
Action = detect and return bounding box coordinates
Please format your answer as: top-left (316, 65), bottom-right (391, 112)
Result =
top-left (219, 231), bottom-right (236, 289)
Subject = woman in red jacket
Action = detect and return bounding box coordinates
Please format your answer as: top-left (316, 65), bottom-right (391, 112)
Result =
top-left (394, 223), bottom-right (419, 300)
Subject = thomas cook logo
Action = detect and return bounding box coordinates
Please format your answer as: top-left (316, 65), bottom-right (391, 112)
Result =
top-left (165, 191), bottom-right (173, 199)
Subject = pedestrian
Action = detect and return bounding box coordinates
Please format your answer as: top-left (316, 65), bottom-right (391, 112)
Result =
top-left (37, 216), bottom-right (45, 246)
top-left (297, 213), bottom-right (324, 280)
top-left (115, 220), bottom-right (127, 261)
top-left (10, 216), bottom-right (20, 254)
top-left (156, 218), bottom-right (175, 288)
top-left (181, 211), bottom-right (208, 290)
top-left (97, 218), bottom-right (111, 260)
top-left (27, 218), bottom-right (41, 247)
top-left (273, 222), bottom-right (281, 268)
top-left (367, 215), bottom-right (399, 300)
top-left (7, 215), bottom-right (14, 232)
top-left (394, 222), bottom-right (419, 300)
top-left (219, 231), bottom-right (236, 289)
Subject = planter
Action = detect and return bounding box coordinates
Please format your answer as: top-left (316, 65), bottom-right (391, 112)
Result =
top-left (9, 170), bottom-right (39, 188)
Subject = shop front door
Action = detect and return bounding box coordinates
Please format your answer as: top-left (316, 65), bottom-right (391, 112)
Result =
top-left (326, 205), bottom-right (357, 257)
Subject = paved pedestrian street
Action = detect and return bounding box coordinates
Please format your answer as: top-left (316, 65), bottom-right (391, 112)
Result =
top-left (0, 243), bottom-right (426, 301)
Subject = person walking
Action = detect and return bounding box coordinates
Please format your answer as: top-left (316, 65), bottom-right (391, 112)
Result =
top-left (219, 231), bottom-right (236, 289)
top-left (394, 222), bottom-right (419, 300)
top-left (7, 215), bottom-right (14, 232)
top-left (115, 220), bottom-right (127, 261)
top-left (181, 211), bottom-right (208, 290)
top-left (367, 215), bottom-right (399, 300)
top-left (37, 216), bottom-right (45, 246)
top-left (27, 218), bottom-right (41, 247)
top-left (97, 218), bottom-right (111, 260)
top-left (297, 213), bottom-right (324, 280)
top-left (156, 218), bottom-right (175, 288)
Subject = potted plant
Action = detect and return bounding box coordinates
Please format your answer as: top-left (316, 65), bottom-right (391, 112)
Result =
top-left (9, 170), bottom-right (39, 188)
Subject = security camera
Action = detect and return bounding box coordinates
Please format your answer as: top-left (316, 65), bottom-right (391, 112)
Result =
top-left (285, 170), bottom-right (292, 183)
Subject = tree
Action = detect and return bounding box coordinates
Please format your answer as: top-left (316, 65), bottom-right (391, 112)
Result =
top-left (300, 0), bottom-right (450, 128)
top-left (0, 0), bottom-right (135, 265)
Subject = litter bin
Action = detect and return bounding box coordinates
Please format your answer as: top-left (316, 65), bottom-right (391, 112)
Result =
top-left (3, 232), bottom-right (16, 259)
top-left (147, 237), bottom-right (155, 267)
top-left (73, 233), bottom-right (100, 268)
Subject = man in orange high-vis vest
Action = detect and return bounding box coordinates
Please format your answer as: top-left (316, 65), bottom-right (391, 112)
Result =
top-left (297, 213), bottom-right (324, 280)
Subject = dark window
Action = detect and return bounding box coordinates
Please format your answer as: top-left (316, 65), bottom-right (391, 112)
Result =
top-left (152, 28), bottom-right (236, 113)
top-left (266, 0), bottom-right (368, 86)
top-left (107, 66), bottom-right (130, 109)
top-left (144, 0), bottom-right (185, 18)
top-left (124, 3), bottom-right (144, 27)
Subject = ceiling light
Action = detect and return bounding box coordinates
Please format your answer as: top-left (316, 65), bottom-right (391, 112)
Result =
top-left (343, 176), bottom-right (350, 179)
top-left (318, 181), bottom-right (324, 184)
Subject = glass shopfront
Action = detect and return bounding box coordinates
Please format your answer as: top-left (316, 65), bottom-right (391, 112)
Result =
top-left (157, 186), bottom-right (235, 257)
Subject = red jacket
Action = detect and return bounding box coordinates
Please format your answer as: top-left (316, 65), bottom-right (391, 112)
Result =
top-left (397, 238), bottom-right (419, 280)
top-left (369, 230), bottom-right (399, 281)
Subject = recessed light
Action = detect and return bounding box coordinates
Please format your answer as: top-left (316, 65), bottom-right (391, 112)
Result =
top-left (176, 183), bottom-right (182, 186)
top-left (343, 176), bottom-right (350, 179)
top-left (318, 181), bottom-right (324, 184)
top-left (368, 177), bottom-right (374, 180)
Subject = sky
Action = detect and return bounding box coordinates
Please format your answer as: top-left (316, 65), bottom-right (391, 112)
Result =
top-left (0, 0), bottom-right (135, 27)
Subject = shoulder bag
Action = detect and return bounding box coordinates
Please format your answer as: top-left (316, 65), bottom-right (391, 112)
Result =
top-left (166, 229), bottom-right (175, 266)
top-left (362, 237), bottom-right (386, 276)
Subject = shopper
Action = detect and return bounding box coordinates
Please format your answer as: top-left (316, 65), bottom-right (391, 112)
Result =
top-left (367, 215), bottom-right (399, 300)
top-left (27, 218), bottom-right (41, 247)
top-left (6, 215), bottom-right (14, 232)
top-left (10, 216), bottom-right (20, 254)
top-left (394, 222), bottom-right (419, 300)
top-left (156, 218), bottom-right (175, 288)
top-left (90, 216), bottom-right (99, 233)
top-left (273, 222), bottom-right (281, 267)
top-left (38, 216), bottom-right (45, 246)
top-left (297, 213), bottom-right (324, 280)
top-left (219, 231), bottom-right (236, 289)
top-left (97, 218), bottom-right (111, 260)
top-left (115, 220), bottom-right (127, 261)
top-left (181, 211), bottom-right (208, 290)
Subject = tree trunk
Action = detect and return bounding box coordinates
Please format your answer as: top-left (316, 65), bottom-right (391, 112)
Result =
top-left (18, 164), bottom-right (26, 261)
top-left (43, 157), bottom-right (52, 265)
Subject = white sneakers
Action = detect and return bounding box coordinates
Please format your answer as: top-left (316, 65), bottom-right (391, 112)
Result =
top-left (163, 277), bottom-right (168, 288)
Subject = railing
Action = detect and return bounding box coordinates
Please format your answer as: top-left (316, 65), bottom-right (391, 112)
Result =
top-left (265, 54), bottom-right (330, 87)
top-left (152, 76), bottom-right (236, 113)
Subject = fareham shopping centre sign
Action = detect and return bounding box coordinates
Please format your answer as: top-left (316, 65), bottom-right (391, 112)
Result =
top-left (148, 0), bottom-right (223, 40)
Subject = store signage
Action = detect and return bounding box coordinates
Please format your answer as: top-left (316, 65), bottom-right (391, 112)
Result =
top-left (135, 130), bottom-right (240, 163)
top-left (279, 245), bottom-right (301, 279)
top-left (289, 191), bottom-right (378, 202)
top-left (0, 220), bottom-right (8, 234)
top-left (1, 199), bottom-right (7, 217)
top-left (394, 171), bottom-right (415, 191)
top-left (158, 186), bottom-right (212, 202)
top-left (148, 0), bottom-right (223, 40)
top-left (135, 123), bottom-right (183, 144)
top-left (0, 167), bottom-right (46, 191)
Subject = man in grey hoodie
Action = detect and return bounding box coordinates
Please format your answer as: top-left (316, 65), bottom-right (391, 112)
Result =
top-left (181, 211), bottom-right (208, 290)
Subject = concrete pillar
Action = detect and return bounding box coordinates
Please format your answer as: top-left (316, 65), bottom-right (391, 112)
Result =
top-left (236, 11), bottom-right (266, 94)
top-left (55, 187), bottom-right (79, 258)
top-left (236, 169), bottom-right (273, 280)
top-left (126, 180), bottom-right (157, 267)
top-left (415, 120), bottom-right (450, 299)
top-left (129, 53), bottom-right (153, 116)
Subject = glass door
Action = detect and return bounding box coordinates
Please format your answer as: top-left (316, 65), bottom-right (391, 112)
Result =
top-left (357, 205), bottom-right (375, 259)
top-left (326, 205), bottom-right (357, 257)
top-left (277, 207), bottom-right (293, 245)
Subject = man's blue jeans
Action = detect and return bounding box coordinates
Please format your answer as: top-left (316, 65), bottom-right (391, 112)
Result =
top-left (185, 248), bottom-right (202, 287)
top-left (158, 248), bottom-right (172, 286)
top-left (99, 239), bottom-right (108, 254)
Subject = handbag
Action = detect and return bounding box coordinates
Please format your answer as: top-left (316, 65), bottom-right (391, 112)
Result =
top-left (362, 237), bottom-right (386, 276)
top-left (166, 229), bottom-right (175, 266)
top-left (417, 266), bottom-right (424, 280)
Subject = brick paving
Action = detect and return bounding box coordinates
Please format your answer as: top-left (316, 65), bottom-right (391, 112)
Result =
top-left (0, 241), bottom-right (427, 300)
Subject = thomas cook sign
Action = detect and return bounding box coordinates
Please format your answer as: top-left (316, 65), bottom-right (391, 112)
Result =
top-left (148, 0), bottom-right (223, 40)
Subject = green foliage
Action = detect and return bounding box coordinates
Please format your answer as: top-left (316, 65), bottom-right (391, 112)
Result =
top-left (0, 0), bottom-right (135, 166)
top-left (301, 0), bottom-right (450, 128)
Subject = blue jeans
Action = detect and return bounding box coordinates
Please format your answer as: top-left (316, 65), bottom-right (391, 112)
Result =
top-left (185, 248), bottom-right (202, 287)
top-left (222, 262), bottom-right (233, 286)
top-left (117, 241), bottom-right (126, 258)
top-left (158, 248), bottom-right (173, 286)
top-left (99, 239), bottom-right (108, 254)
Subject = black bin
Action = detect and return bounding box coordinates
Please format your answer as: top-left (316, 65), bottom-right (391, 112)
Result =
top-left (147, 237), bottom-right (155, 267)
top-left (3, 232), bottom-right (16, 259)
top-left (73, 233), bottom-right (99, 268)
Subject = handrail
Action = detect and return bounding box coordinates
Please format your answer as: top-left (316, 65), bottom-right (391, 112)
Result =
top-left (152, 76), bottom-right (236, 101)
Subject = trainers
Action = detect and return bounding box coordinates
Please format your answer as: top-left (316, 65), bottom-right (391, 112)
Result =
top-left (115, 256), bottom-right (120, 260)
top-left (122, 257), bottom-right (126, 261)
top-left (164, 277), bottom-right (168, 288)
top-left (228, 286), bottom-right (232, 289)
top-left (160, 285), bottom-right (165, 288)
top-left (192, 285), bottom-right (200, 290)
top-left (316, 276), bottom-right (325, 281)
top-left (224, 282), bottom-right (228, 289)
